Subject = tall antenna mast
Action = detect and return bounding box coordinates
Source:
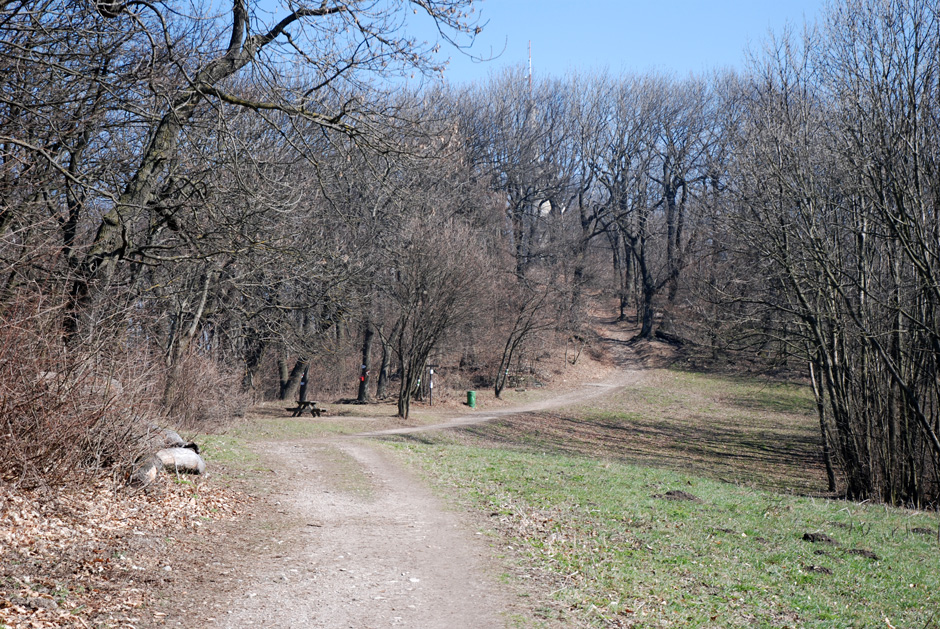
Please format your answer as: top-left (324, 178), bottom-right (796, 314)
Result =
top-left (528, 40), bottom-right (532, 95)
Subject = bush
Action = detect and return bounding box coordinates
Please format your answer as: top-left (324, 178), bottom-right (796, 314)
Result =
top-left (0, 297), bottom-right (164, 487)
top-left (162, 348), bottom-right (250, 433)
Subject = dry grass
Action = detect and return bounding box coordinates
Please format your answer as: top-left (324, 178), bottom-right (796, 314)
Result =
top-left (454, 368), bottom-right (828, 496)
top-left (386, 363), bottom-right (939, 628)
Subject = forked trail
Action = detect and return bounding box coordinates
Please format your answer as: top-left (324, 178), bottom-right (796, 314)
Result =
top-left (169, 330), bottom-right (645, 628)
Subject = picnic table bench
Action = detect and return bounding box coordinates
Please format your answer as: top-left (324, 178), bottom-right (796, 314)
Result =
top-left (287, 400), bottom-right (326, 417)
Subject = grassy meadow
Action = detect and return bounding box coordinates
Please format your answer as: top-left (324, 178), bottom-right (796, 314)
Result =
top-left (386, 370), bottom-right (940, 628)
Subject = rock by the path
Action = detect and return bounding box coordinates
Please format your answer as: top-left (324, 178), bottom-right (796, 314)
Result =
top-left (141, 424), bottom-right (187, 451)
top-left (130, 438), bottom-right (203, 485)
top-left (130, 454), bottom-right (162, 486)
top-left (161, 428), bottom-right (186, 448)
top-left (156, 447), bottom-right (206, 475)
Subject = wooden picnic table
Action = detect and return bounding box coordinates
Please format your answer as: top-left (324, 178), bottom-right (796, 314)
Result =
top-left (288, 400), bottom-right (326, 417)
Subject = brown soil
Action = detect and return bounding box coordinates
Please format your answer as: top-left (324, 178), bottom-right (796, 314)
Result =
top-left (148, 441), bottom-right (518, 628)
top-left (0, 316), bottom-right (663, 627)
top-left (4, 317), bottom-right (826, 628)
top-left (139, 319), bottom-right (651, 628)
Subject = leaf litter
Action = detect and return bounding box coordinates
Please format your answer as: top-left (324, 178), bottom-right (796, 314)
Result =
top-left (0, 474), bottom-right (250, 628)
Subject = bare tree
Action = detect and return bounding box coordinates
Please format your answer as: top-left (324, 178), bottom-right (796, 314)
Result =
top-left (492, 276), bottom-right (557, 398)
top-left (458, 68), bottom-right (574, 277)
top-left (588, 74), bottom-right (658, 326)
top-left (732, 0), bottom-right (940, 505)
top-left (385, 216), bottom-right (489, 418)
top-left (1, 0), bottom-right (479, 335)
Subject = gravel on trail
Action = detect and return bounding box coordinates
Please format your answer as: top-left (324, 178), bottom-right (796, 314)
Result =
top-left (210, 440), bottom-right (513, 628)
top-left (152, 366), bottom-right (644, 627)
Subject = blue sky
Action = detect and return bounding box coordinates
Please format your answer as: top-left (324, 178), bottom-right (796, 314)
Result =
top-left (430, 0), bottom-right (828, 84)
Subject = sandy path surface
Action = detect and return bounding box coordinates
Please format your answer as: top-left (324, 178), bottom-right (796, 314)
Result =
top-left (215, 441), bottom-right (510, 628)
top-left (358, 370), bottom-right (641, 438)
top-left (159, 349), bottom-right (644, 628)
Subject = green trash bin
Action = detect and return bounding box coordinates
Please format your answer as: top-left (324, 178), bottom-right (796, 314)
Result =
top-left (467, 390), bottom-right (477, 408)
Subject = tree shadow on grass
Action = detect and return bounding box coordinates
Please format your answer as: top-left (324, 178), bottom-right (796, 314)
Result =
top-left (454, 410), bottom-right (829, 495)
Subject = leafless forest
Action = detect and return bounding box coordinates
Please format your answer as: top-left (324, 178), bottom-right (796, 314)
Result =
top-left (1, 0), bottom-right (939, 506)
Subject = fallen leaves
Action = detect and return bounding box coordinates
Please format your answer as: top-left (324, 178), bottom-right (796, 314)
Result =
top-left (0, 473), bottom-right (251, 628)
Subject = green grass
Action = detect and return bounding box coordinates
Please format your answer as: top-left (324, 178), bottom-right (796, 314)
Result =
top-left (391, 443), bottom-right (939, 628)
top-left (222, 400), bottom-right (461, 444)
top-left (195, 434), bottom-right (260, 467)
top-left (457, 370), bottom-right (827, 495)
top-left (381, 370), bottom-right (939, 628)
top-left (193, 413), bottom-right (367, 460)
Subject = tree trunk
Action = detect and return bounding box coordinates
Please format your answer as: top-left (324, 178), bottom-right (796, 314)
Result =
top-left (279, 358), bottom-right (308, 401)
top-left (635, 214), bottom-right (656, 339)
top-left (638, 271), bottom-right (656, 339)
top-left (512, 207), bottom-right (528, 277)
top-left (297, 365), bottom-right (310, 402)
top-left (397, 367), bottom-right (416, 418)
top-left (356, 322), bottom-right (374, 403)
top-left (376, 336), bottom-right (391, 399)
top-left (810, 360), bottom-right (837, 493)
top-left (241, 331), bottom-right (266, 392)
top-left (571, 194), bottom-right (593, 305)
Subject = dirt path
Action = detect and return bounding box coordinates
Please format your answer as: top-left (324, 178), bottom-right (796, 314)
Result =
top-left (211, 441), bottom-right (512, 628)
top-left (358, 370), bottom-right (641, 437)
top-left (156, 335), bottom-right (646, 628)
